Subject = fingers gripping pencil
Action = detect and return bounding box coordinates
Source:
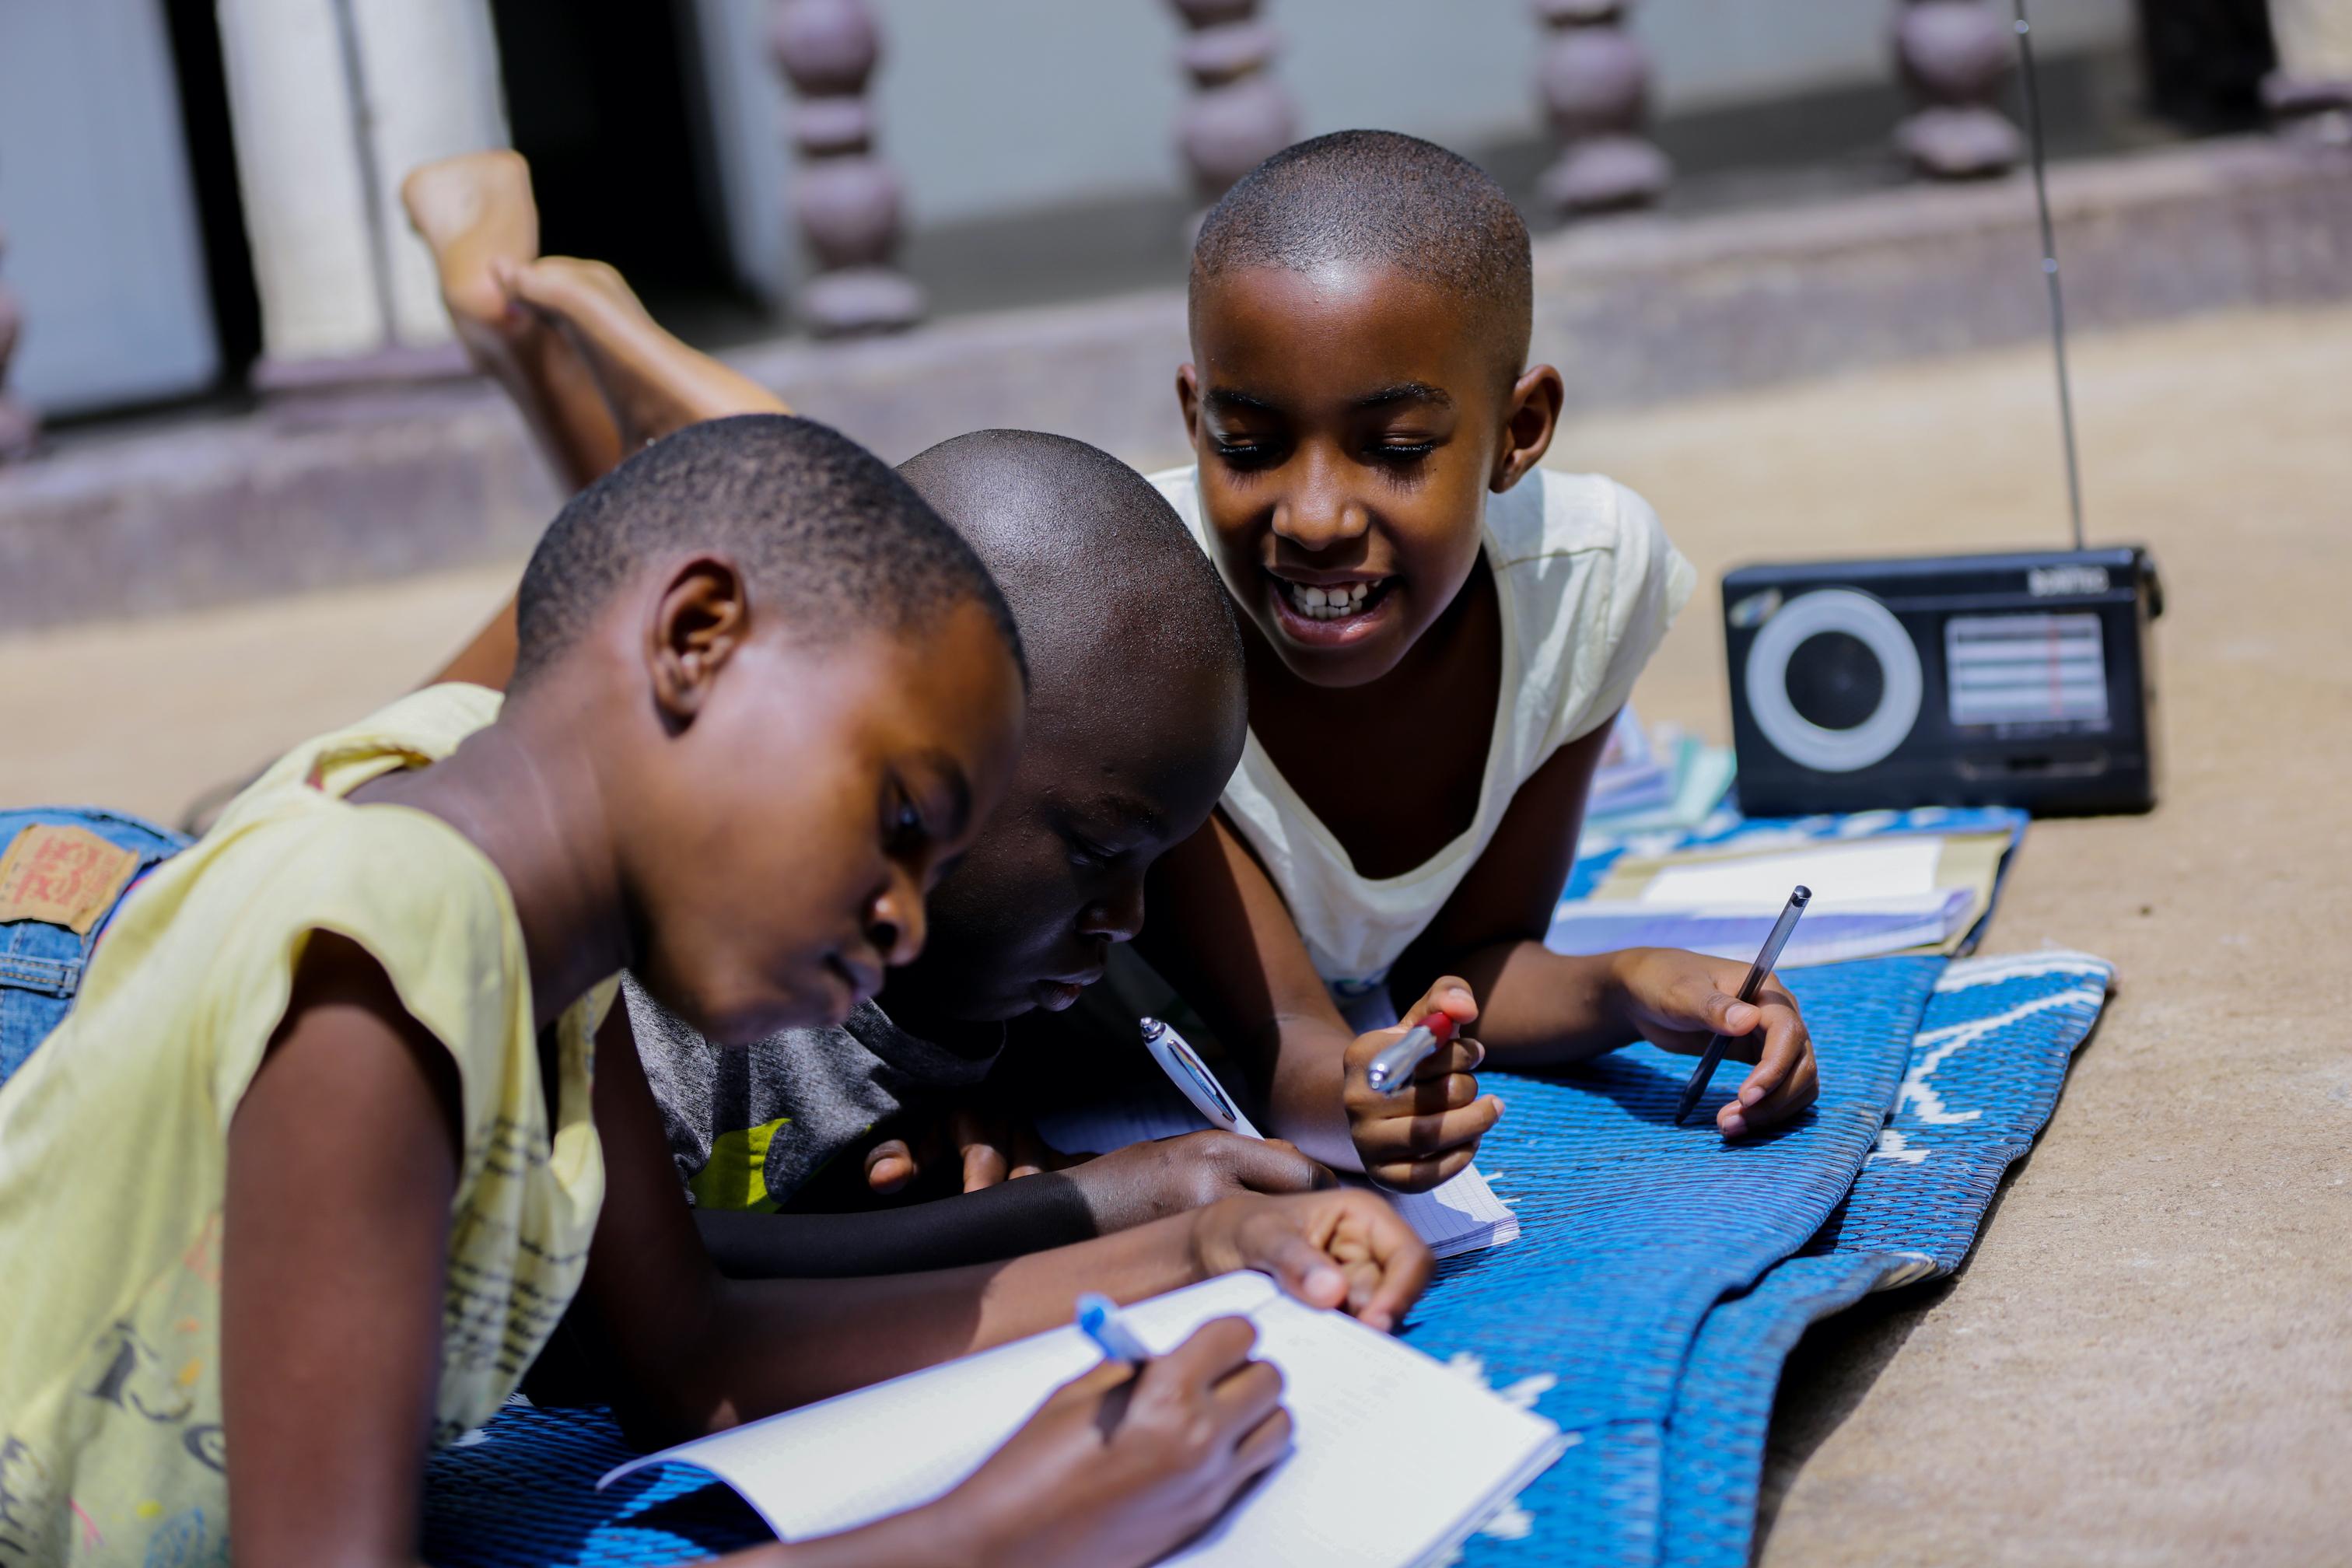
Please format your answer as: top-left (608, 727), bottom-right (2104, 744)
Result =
top-left (1674, 885), bottom-right (1810, 1125)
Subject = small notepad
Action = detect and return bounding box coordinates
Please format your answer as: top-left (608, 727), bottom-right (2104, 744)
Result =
top-left (1035, 1090), bottom-right (1521, 1261)
top-left (603, 1273), bottom-right (1565, 1566)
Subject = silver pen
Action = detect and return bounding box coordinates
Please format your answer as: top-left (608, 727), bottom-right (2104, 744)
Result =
top-left (1365, 1010), bottom-right (1458, 1094)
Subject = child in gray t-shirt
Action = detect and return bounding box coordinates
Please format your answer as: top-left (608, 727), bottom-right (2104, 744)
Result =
top-left (628, 978), bottom-right (999, 1214)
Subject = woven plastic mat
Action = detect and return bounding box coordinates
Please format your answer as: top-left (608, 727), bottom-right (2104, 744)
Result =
top-left (1401, 955), bottom-right (1946, 1567)
top-left (427, 954), bottom-right (1961, 1567)
top-left (1656, 951), bottom-right (2115, 1568)
top-left (422, 947), bottom-right (2112, 1568)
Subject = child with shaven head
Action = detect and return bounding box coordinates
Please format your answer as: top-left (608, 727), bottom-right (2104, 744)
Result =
top-left (1141, 130), bottom-right (1823, 1181)
top-left (0, 414), bottom-right (1433, 1568)
top-left (626, 429), bottom-right (1355, 1280)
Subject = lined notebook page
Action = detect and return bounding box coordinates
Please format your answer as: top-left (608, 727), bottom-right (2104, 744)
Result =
top-left (1384, 1164), bottom-right (1518, 1260)
top-left (1037, 1093), bottom-right (1519, 1259)
top-left (602, 1274), bottom-right (1563, 1567)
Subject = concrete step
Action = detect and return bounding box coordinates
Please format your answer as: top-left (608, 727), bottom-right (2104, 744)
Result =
top-left (2, 135), bottom-right (2345, 635)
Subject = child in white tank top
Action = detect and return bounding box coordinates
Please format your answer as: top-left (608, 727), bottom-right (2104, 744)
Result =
top-left (1132, 131), bottom-right (1823, 1192)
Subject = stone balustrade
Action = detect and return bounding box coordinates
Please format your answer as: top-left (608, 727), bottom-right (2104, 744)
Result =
top-left (0, 0), bottom-right (2314, 431)
top-left (772, 0), bottom-right (926, 337)
top-left (1892, 0), bottom-right (2025, 178)
top-left (1533, 0), bottom-right (1671, 216)
top-left (1167, 0), bottom-right (1297, 211)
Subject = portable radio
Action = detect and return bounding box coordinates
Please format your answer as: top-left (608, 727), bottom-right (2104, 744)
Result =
top-left (1718, 1), bottom-right (2164, 820)
top-left (1722, 548), bottom-right (2161, 816)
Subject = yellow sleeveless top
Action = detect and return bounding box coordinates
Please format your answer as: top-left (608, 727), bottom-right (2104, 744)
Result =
top-left (0, 685), bottom-right (610, 1566)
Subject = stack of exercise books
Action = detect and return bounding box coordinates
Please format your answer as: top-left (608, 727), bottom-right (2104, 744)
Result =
top-left (603, 1272), bottom-right (1566, 1567)
top-left (1548, 813), bottom-right (2027, 970)
top-left (1587, 708), bottom-right (1678, 818)
top-left (1582, 709), bottom-right (1738, 847)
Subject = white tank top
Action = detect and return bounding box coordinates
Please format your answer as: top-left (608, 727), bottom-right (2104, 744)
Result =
top-left (1150, 464), bottom-right (1695, 1017)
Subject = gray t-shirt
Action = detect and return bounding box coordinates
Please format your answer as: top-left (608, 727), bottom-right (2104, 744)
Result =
top-left (623, 975), bottom-right (1003, 1211)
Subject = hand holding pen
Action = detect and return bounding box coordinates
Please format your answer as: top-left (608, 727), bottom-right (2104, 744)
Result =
top-left (1344, 978), bottom-right (1500, 1192)
top-left (947, 1301), bottom-right (1289, 1567)
top-left (1602, 915), bottom-right (1819, 1139)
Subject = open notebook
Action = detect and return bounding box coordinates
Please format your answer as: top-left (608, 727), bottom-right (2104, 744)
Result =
top-left (1035, 1090), bottom-right (1520, 1261)
top-left (602, 1272), bottom-right (1565, 1567)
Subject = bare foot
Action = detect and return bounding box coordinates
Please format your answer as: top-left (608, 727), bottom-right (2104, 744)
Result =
top-left (401, 151), bottom-right (622, 489)
top-left (505, 256), bottom-right (790, 451)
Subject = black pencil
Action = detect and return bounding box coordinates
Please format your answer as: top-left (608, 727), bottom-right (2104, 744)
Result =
top-left (1675, 885), bottom-right (1811, 1125)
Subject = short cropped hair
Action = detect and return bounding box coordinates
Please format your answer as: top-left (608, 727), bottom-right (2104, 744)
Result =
top-left (897, 429), bottom-right (1242, 697)
top-left (512, 415), bottom-right (1024, 690)
top-left (1190, 129), bottom-right (1533, 376)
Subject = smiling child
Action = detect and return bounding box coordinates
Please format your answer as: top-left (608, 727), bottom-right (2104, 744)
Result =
top-left (1133, 131), bottom-right (1822, 1182)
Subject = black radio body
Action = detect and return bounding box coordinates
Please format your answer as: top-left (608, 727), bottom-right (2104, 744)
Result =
top-left (1722, 547), bottom-right (2163, 817)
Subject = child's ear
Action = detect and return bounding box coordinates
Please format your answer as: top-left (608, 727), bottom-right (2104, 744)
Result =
top-left (1491, 364), bottom-right (1566, 493)
top-left (646, 556), bottom-right (751, 727)
top-left (1176, 363), bottom-right (1203, 446)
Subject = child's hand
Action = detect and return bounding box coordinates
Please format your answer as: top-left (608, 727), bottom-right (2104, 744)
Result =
top-left (1342, 978), bottom-right (1500, 1192)
top-left (940, 1317), bottom-right (1290, 1568)
top-left (1055, 1132), bottom-right (1334, 1232)
top-left (1605, 947), bottom-right (1818, 1137)
top-left (1186, 1188), bottom-right (1435, 1333)
top-left (863, 1101), bottom-right (1074, 1195)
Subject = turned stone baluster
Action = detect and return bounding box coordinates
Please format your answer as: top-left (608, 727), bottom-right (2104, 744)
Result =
top-left (1167, 0), bottom-right (1297, 208)
top-left (1892, 0), bottom-right (2025, 177)
top-left (772, 0), bottom-right (925, 337)
top-left (2266, 0), bottom-right (2352, 143)
top-left (0, 225), bottom-right (35, 463)
top-left (1534, 0), bottom-right (1671, 217)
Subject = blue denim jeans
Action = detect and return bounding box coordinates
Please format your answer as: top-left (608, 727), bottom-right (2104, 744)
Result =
top-left (0, 807), bottom-right (187, 1087)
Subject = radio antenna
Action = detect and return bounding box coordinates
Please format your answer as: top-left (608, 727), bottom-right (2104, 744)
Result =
top-left (2012, 0), bottom-right (2085, 548)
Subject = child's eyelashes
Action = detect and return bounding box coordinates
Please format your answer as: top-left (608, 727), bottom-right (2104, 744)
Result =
top-left (880, 779), bottom-right (931, 858)
top-left (1209, 437), bottom-right (1436, 473)
top-left (1065, 834), bottom-right (1119, 870)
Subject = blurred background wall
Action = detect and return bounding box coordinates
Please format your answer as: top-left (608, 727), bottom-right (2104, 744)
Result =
top-left (1, 0), bottom-right (2170, 416)
top-left (0, 0), bottom-right (220, 412)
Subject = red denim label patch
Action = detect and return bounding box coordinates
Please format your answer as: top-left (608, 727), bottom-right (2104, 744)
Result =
top-left (0, 824), bottom-right (142, 935)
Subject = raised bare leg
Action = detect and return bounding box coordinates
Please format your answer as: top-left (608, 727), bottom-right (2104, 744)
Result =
top-left (401, 151), bottom-right (624, 491)
top-left (503, 257), bottom-right (790, 451)
top-left (404, 160), bottom-right (788, 696)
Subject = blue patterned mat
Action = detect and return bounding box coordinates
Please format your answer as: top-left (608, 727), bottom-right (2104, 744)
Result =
top-left (1401, 956), bottom-right (1945, 1568)
top-left (1656, 950), bottom-right (2113, 1568)
top-left (427, 946), bottom-right (2116, 1568)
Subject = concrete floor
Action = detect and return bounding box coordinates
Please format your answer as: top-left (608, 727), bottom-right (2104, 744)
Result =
top-left (5, 304), bottom-right (2347, 1564)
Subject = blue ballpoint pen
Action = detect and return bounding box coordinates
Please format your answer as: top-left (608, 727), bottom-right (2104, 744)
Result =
top-left (1075, 1292), bottom-right (1152, 1364)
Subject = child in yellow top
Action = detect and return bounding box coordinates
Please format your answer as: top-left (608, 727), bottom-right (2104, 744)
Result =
top-left (1134, 132), bottom-right (1822, 1188)
top-left (0, 415), bottom-right (1429, 1568)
